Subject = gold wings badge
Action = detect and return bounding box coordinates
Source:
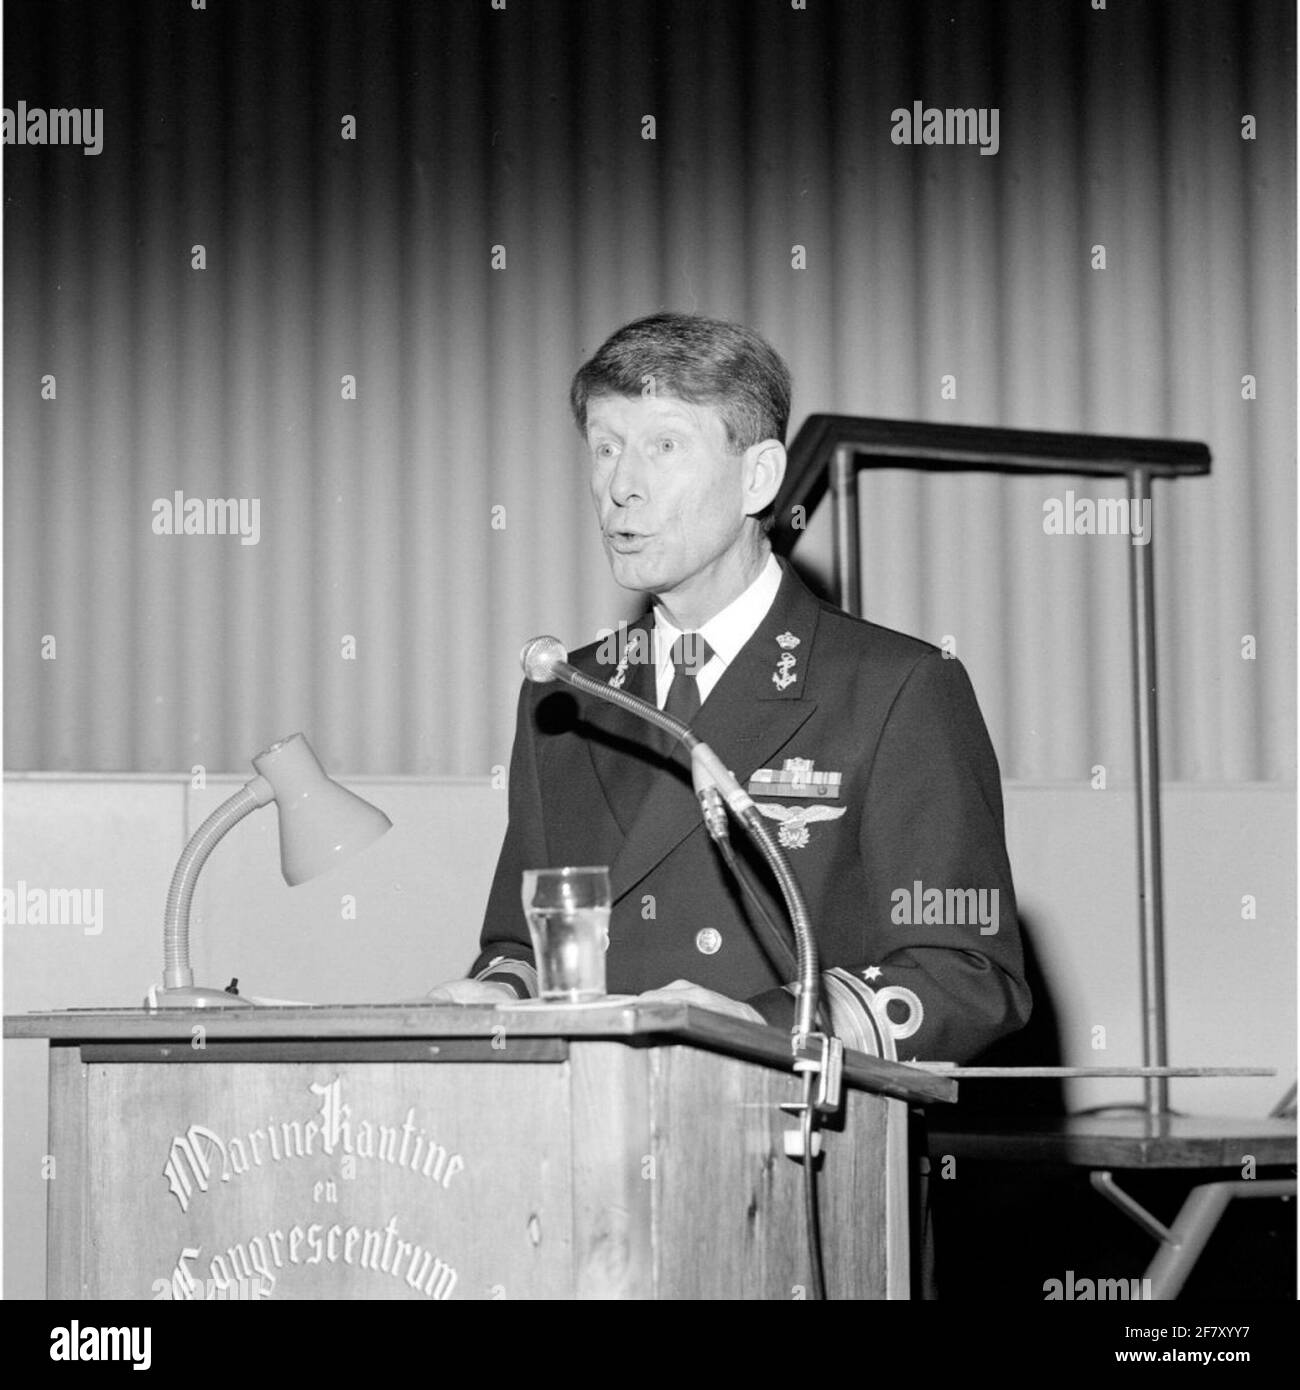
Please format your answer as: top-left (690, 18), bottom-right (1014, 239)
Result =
top-left (755, 801), bottom-right (847, 849)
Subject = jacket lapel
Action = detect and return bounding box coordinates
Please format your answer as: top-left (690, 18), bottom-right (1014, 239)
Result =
top-left (578, 620), bottom-right (668, 836)
top-left (599, 561), bottom-right (825, 904)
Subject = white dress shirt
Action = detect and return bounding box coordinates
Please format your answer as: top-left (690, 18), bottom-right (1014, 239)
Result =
top-left (652, 551), bottom-right (783, 709)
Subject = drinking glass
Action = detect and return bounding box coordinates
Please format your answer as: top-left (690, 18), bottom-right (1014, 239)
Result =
top-left (520, 866), bottom-right (611, 1001)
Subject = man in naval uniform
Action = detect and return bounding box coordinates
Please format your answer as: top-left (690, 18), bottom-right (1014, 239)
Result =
top-left (432, 313), bottom-right (1030, 1063)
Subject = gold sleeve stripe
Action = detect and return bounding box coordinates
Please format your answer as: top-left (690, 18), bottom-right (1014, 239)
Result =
top-left (474, 958), bottom-right (538, 999)
top-left (821, 968), bottom-right (896, 1061)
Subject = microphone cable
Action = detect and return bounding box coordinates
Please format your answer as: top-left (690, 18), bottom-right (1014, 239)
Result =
top-left (802, 1068), bottom-right (828, 1301)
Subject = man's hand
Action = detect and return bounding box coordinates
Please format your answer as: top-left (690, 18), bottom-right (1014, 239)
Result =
top-left (636, 978), bottom-right (765, 1024)
top-left (425, 978), bottom-right (519, 1005)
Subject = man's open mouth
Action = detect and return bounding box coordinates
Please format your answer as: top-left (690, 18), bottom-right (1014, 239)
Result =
top-left (606, 529), bottom-right (652, 550)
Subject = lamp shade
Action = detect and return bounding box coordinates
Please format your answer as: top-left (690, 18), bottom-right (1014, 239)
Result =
top-left (252, 734), bottom-right (392, 885)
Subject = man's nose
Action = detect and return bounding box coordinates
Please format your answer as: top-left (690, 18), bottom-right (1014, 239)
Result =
top-left (607, 446), bottom-right (648, 506)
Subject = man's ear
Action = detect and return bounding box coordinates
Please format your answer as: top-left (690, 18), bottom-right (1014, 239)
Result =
top-left (743, 439), bottom-right (787, 516)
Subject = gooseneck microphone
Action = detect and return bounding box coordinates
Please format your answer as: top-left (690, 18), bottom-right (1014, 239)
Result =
top-left (520, 634), bottom-right (820, 1045)
top-left (522, 632), bottom-right (840, 1301)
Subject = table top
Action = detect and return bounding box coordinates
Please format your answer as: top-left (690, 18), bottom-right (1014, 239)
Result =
top-left (927, 1111), bottom-right (1297, 1169)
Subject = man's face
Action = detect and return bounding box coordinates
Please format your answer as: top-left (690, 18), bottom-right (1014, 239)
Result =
top-left (586, 393), bottom-right (756, 606)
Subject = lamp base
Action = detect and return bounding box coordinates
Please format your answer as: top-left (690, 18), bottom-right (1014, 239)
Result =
top-left (146, 985), bottom-right (256, 1010)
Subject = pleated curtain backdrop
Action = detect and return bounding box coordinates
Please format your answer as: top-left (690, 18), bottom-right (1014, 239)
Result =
top-left (3, 0), bottom-right (1294, 783)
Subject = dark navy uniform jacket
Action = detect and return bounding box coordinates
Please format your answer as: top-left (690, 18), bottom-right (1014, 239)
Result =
top-left (472, 559), bottom-right (1031, 1064)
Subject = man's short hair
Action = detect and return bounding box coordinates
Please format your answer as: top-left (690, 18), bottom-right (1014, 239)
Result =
top-left (570, 312), bottom-right (791, 446)
top-left (570, 312), bottom-right (791, 531)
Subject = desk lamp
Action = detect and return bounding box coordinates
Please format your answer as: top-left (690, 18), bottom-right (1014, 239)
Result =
top-left (147, 733), bottom-right (392, 1009)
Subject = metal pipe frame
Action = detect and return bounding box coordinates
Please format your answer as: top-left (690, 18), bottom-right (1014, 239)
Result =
top-left (824, 452), bottom-right (1177, 1118)
top-left (1093, 1170), bottom-right (1296, 1300)
top-left (1128, 467), bottom-right (1169, 1117)
top-left (830, 446), bottom-right (861, 617)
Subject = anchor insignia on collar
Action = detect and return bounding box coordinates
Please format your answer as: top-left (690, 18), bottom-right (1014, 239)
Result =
top-left (772, 631), bottom-right (800, 690)
top-left (607, 629), bottom-right (647, 690)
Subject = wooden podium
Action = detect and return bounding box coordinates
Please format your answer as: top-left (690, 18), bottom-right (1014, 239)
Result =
top-left (7, 1002), bottom-right (954, 1300)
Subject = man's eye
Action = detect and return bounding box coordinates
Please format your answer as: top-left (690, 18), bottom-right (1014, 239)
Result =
top-left (657, 437), bottom-right (678, 454)
top-left (593, 442), bottom-right (618, 461)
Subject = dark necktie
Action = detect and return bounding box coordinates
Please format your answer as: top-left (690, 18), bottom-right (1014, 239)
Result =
top-left (662, 632), bottom-right (715, 728)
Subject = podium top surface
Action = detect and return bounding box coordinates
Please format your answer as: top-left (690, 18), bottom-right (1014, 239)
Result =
top-left (4, 1001), bottom-right (956, 1106)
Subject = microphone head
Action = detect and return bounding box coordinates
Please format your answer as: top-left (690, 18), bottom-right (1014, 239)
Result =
top-left (520, 635), bottom-right (568, 683)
